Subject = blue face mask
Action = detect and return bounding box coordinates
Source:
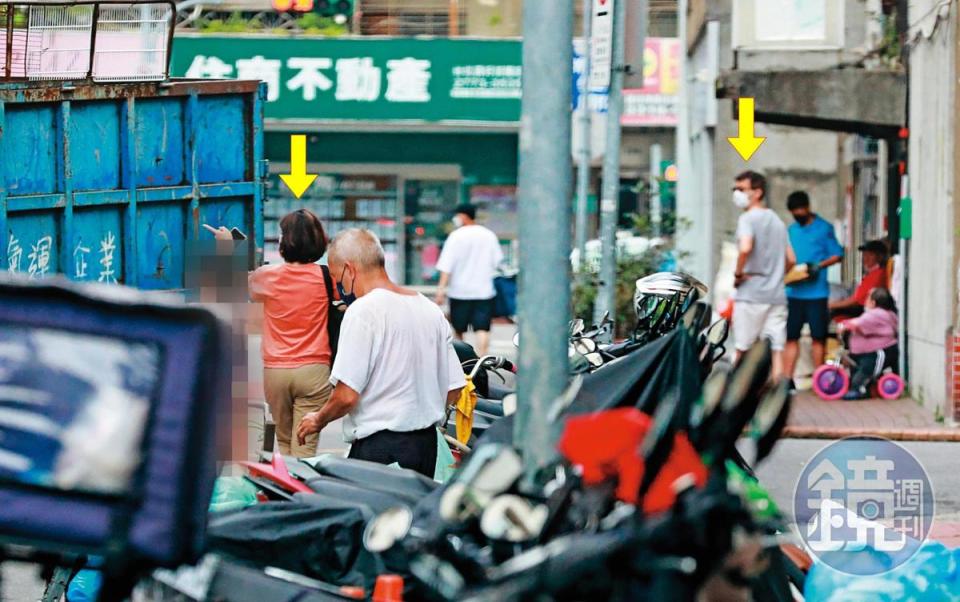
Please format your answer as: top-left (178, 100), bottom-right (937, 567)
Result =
top-left (337, 265), bottom-right (358, 306)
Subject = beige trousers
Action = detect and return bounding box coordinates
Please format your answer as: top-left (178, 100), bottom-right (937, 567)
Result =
top-left (263, 364), bottom-right (332, 458)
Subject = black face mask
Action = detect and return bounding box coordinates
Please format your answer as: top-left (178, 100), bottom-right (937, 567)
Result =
top-left (794, 213), bottom-right (813, 225)
top-left (337, 265), bottom-right (358, 306)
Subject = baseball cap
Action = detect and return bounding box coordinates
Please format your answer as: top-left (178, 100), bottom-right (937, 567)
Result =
top-left (858, 240), bottom-right (888, 255)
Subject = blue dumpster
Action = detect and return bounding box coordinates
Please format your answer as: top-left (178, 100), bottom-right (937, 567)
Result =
top-left (0, 79), bottom-right (265, 289)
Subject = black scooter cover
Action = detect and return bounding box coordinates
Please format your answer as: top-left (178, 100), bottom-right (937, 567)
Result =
top-left (307, 455), bottom-right (439, 498)
top-left (206, 558), bottom-right (360, 602)
top-left (207, 499), bottom-right (386, 591)
top-left (481, 329), bottom-right (701, 446)
top-left (298, 480), bottom-right (417, 513)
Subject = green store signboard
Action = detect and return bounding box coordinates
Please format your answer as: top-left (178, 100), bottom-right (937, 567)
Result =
top-left (171, 35), bottom-right (523, 123)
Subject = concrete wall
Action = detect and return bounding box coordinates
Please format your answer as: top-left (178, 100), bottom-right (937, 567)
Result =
top-left (907, 2), bottom-right (956, 417)
top-left (736, 0), bottom-right (871, 71)
top-left (621, 129), bottom-right (676, 178)
top-left (678, 0), bottom-right (844, 294)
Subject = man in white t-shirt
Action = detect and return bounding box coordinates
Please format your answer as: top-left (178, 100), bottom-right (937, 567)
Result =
top-left (297, 229), bottom-right (465, 477)
top-left (434, 204), bottom-right (504, 356)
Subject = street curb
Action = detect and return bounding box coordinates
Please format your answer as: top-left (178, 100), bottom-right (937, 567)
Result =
top-left (783, 426), bottom-right (960, 442)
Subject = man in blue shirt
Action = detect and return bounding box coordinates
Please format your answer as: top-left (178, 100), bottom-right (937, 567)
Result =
top-left (784, 191), bottom-right (844, 389)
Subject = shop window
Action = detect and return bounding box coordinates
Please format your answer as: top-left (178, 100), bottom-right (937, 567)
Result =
top-left (404, 179), bottom-right (460, 285)
top-left (732, 0), bottom-right (844, 49)
top-left (264, 173), bottom-right (403, 281)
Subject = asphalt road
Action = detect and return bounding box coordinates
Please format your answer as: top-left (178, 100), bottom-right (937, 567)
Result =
top-left (753, 438), bottom-right (960, 522)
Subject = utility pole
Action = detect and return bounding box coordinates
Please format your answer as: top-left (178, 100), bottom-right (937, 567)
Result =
top-left (575, 0), bottom-right (593, 262)
top-left (515, 0), bottom-right (573, 480)
top-left (593, 0), bottom-right (628, 331)
top-left (649, 143), bottom-right (662, 236)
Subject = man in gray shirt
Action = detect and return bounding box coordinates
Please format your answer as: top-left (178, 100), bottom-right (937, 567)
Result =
top-left (732, 171), bottom-right (796, 379)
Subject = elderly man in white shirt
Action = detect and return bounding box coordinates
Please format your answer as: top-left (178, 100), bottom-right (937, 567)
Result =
top-left (297, 228), bottom-right (465, 476)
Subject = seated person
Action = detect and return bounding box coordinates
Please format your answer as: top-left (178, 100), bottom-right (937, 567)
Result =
top-left (296, 229), bottom-right (465, 477)
top-left (829, 240), bottom-right (889, 320)
top-left (838, 287), bottom-right (899, 400)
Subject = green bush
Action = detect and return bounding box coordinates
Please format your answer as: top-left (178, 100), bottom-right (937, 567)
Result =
top-left (571, 212), bottom-right (687, 339)
top-left (198, 12), bottom-right (348, 36)
top-left (572, 249), bottom-right (666, 340)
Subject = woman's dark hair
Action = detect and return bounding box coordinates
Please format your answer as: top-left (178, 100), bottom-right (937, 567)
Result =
top-left (279, 209), bottom-right (327, 264)
top-left (870, 287), bottom-right (897, 313)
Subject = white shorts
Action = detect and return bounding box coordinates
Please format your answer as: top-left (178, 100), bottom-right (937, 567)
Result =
top-left (733, 302), bottom-right (787, 352)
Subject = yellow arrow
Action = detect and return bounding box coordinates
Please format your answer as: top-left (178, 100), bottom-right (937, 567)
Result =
top-left (279, 134), bottom-right (317, 198)
top-left (727, 98), bottom-right (766, 161)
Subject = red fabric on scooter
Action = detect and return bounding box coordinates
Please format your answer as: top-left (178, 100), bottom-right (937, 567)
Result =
top-left (557, 408), bottom-right (707, 513)
top-left (240, 452), bottom-right (313, 495)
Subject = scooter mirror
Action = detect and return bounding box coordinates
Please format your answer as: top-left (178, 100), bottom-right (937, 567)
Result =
top-left (695, 368), bottom-right (730, 427)
top-left (752, 379), bottom-right (792, 464)
top-left (706, 319), bottom-right (730, 346)
top-left (480, 495), bottom-right (549, 542)
top-left (722, 339), bottom-right (772, 412)
top-left (573, 337), bottom-right (598, 355)
top-left (569, 319), bottom-right (585, 337)
top-left (638, 391), bottom-right (683, 499)
top-left (363, 506), bottom-right (413, 553)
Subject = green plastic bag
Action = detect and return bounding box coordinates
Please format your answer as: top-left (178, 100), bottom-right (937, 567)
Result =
top-left (209, 476), bottom-right (258, 513)
top-left (434, 429), bottom-right (457, 484)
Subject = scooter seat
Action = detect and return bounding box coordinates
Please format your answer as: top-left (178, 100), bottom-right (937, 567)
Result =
top-left (485, 381), bottom-right (514, 401)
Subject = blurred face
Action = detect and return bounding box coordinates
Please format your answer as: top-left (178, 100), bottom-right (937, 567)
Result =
top-left (790, 207), bottom-right (812, 225)
top-left (863, 251), bottom-right (879, 269)
top-left (865, 290), bottom-right (878, 310)
top-left (734, 179), bottom-right (762, 205)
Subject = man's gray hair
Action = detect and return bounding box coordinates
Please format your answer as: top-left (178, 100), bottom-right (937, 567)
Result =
top-left (329, 228), bottom-right (386, 269)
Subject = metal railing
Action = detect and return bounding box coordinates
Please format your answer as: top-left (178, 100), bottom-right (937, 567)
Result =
top-left (358, 0), bottom-right (465, 36)
top-left (1, 0), bottom-right (175, 82)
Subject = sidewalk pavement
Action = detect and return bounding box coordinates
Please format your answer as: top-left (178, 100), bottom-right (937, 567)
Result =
top-left (930, 515), bottom-right (960, 549)
top-left (785, 390), bottom-right (960, 441)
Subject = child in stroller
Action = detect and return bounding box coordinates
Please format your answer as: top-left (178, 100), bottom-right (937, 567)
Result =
top-left (813, 287), bottom-right (903, 400)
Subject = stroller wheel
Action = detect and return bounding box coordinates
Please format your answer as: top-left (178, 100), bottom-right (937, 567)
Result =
top-left (812, 365), bottom-right (849, 400)
top-left (877, 373), bottom-right (905, 400)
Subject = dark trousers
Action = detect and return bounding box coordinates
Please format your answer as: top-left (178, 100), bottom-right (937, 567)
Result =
top-left (348, 426), bottom-right (437, 478)
top-left (850, 344), bottom-right (899, 394)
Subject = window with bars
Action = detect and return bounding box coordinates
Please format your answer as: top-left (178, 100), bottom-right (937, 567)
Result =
top-left (1, 1), bottom-right (174, 82)
top-left (358, 0), bottom-right (467, 36)
top-left (356, 0), bottom-right (677, 38)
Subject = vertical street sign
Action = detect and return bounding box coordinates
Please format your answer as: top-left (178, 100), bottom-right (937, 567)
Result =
top-left (589, 0), bottom-right (614, 94)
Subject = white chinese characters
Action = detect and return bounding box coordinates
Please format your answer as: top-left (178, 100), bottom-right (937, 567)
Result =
top-left (335, 57), bottom-right (381, 102)
top-left (385, 58), bottom-right (432, 102)
top-left (286, 58), bottom-right (334, 101)
top-left (186, 54), bottom-right (435, 104)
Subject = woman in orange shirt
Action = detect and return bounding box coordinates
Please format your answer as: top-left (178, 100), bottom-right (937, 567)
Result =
top-left (248, 209), bottom-right (335, 457)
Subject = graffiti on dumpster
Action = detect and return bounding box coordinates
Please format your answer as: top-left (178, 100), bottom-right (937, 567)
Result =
top-left (7, 234), bottom-right (23, 274)
top-left (8, 232), bottom-right (119, 282)
top-left (27, 237), bottom-right (53, 279)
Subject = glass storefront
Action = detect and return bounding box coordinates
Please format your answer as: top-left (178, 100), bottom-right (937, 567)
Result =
top-left (404, 179), bottom-right (460, 286)
top-left (264, 173), bottom-right (403, 281)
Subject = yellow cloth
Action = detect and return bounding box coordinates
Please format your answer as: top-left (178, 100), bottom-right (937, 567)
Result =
top-left (455, 376), bottom-right (478, 445)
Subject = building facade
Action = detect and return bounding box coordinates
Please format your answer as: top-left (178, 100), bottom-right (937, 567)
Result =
top-left (908, 0), bottom-right (958, 421)
top-left (173, 0), bottom-right (682, 286)
top-left (678, 0), bottom-right (910, 396)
